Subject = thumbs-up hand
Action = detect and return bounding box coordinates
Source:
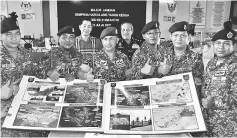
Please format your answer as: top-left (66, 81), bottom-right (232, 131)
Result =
top-left (158, 58), bottom-right (171, 75)
top-left (141, 58), bottom-right (154, 75)
top-left (202, 95), bottom-right (214, 109)
top-left (84, 68), bottom-right (94, 82)
top-left (47, 69), bottom-right (60, 82)
top-left (1, 80), bottom-right (13, 100)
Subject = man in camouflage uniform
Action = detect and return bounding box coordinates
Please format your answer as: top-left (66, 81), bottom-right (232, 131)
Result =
top-left (39, 26), bottom-right (91, 82)
top-left (93, 27), bottom-right (131, 82)
top-left (201, 21), bottom-right (237, 137)
top-left (116, 22), bottom-right (143, 61)
top-left (160, 21), bottom-right (204, 99)
top-left (131, 21), bottom-right (164, 79)
top-left (1, 12), bottom-right (46, 137)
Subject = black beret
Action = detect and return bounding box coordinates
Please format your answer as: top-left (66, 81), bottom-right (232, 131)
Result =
top-left (212, 21), bottom-right (237, 43)
top-left (100, 27), bottom-right (118, 39)
top-left (141, 21), bottom-right (159, 34)
top-left (169, 21), bottom-right (189, 34)
top-left (1, 12), bottom-right (19, 34)
top-left (57, 26), bottom-right (75, 36)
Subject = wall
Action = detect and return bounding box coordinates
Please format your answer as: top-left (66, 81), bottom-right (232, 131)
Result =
top-left (6, 1), bottom-right (43, 38)
top-left (49, 1), bottom-right (153, 41)
top-left (159, 1), bottom-right (231, 39)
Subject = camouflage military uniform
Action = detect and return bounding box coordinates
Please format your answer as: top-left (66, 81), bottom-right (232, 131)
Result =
top-left (116, 37), bottom-right (143, 61)
top-left (39, 47), bottom-right (85, 79)
top-left (162, 46), bottom-right (204, 99)
top-left (201, 52), bottom-right (237, 137)
top-left (1, 45), bottom-right (45, 137)
top-left (131, 42), bottom-right (164, 80)
top-left (93, 49), bottom-right (131, 82)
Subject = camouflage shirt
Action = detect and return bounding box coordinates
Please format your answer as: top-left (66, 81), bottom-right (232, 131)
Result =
top-left (1, 45), bottom-right (40, 86)
top-left (39, 47), bottom-right (85, 79)
top-left (93, 49), bottom-right (131, 82)
top-left (162, 46), bottom-right (204, 98)
top-left (1, 45), bottom-right (44, 137)
top-left (131, 42), bottom-right (164, 80)
top-left (201, 52), bottom-right (237, 137)
top-left (116, 37), bottom-right (143, 61)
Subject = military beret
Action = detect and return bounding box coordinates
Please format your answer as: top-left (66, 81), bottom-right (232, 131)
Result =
top-left (1, 12), bottom-right (19, 34)
top-left (212, 21), bottom-right (237, 43)
top-left (57, 26), bottom-right (75, 36)
top-left (100, 27), bottom-right (118, 39)
top-left (141, 21), bottom-right (159, 34)
top-left (169, 21), bottom-right (189, 34)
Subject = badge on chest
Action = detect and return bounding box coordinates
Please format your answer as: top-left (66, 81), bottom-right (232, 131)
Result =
top-left (214, 70), bottom-right (226, 77)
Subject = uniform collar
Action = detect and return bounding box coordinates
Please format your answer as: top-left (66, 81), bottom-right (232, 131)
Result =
top-left (77, 35), bottom-right (92, 41)
top-left (208, 52), bottom-right (236, 71)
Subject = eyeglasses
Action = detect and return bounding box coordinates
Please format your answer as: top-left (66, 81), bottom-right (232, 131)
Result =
top-left (5, 32), bottom-right (21, 38)
top-left (145, 31), bottom-right (161, 36)
top-left (214, 41), bottom-right (232, 47)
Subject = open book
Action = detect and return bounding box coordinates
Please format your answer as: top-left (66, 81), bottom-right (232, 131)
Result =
top-left (3, 72), bottom-right (206, 134)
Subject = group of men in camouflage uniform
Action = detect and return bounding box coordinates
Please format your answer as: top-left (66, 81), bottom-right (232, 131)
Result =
top-left (1, 11), bottom-right (237, 137)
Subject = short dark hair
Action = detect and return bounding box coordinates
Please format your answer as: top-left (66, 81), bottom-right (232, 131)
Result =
top-left (120, 22), bottom-right (133, 31)
top-left (79, 17), bottom-right (92, 25)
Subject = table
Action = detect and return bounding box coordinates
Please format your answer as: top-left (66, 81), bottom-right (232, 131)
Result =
top-left (48, 131), bottom-right (192, 138)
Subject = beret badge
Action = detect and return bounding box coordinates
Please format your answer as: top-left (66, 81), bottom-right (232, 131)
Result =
top-left (184, 25), bottom-right (187, 30)
top-left (155, 23), bottom-right (158, 28)
top-left (227, 32), bottom-right (233, 39)
top-left (115, 29), bottom-right (118, 34)
top-left (72, 28), bottom-right (74, 32)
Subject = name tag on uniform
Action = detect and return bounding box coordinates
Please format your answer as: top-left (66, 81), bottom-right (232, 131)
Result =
top-left (132, 44), bottom-right (139, 49)
top-left (214, 70), bottom-right (226, 77)
top-left (116, 59), bottom-right (125, 68)
top-left (2, 63), bottom-right (15, 68)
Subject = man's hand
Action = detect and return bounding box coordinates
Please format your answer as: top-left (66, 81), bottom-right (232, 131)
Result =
top-left (1, 106), bottom-right (9, 118)
top-left (141, 58), bottom-right (155, 75)
top-left (84, 69), bottom-right (94, 82)
top-left (65, 74), bottom-right (75, 82)
top-left (125, 68), bottom-right (132, 79)
top-left (202, 95), bottom-right (214, 109)
top-left (9, 79), bottom-right (20, 96)
top-left (158, 58), bottom-right (170, 75)
top-left (1, 80), bottom-right (12, 100)
top-left (80, 64), bottom-right (91, 72)
top-left (47, 69), bottom-right (60, 82)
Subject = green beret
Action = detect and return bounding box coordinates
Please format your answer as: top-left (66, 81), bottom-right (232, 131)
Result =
top-left (1, 12), bottom-right (19, 34)
top-left (141, 21), bottom-right (159, 34)
top-left (57, 26), bottom-right (75, 36)
top-left (212, 21), bottom-right (237, 43)
top-left (100, 27), bottom-right (118, 39)
top-left (169, 21), bottom-right (189, 34)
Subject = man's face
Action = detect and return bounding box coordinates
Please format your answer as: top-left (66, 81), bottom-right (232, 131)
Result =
top-left (58, 33), bottom-right (75, 50)
top-left (79, 20), bottom-right (92, 36)
top-left (213, 39), bottom-right (234, 58)
top-left (1, 29), bottom-right (21, 49)
top-left (101, 36), bottom-right (119, 52)
top-left (121, 23), bottom-right (133, 40)
top-left (170, 31), bottom-right (189, 48)
top-left (142, 29), bottom-right (160, 45)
